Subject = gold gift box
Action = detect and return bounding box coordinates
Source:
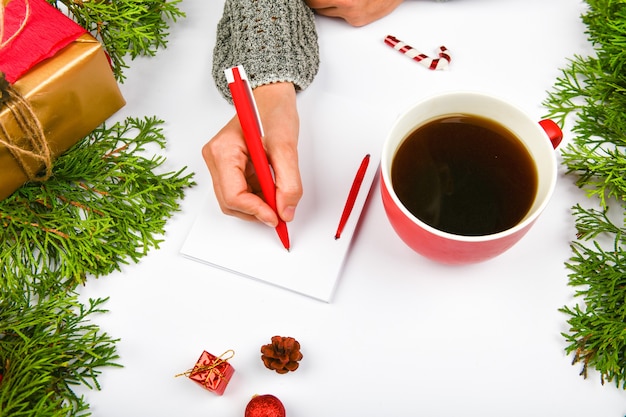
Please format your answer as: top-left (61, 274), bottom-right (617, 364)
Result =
top-left (0, 33), bottom-right (126, 201)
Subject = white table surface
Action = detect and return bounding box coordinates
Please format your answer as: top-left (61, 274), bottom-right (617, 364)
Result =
top-left (75, 0), bottom-right (626, 416)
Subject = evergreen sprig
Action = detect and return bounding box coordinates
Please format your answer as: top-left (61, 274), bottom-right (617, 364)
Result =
top-left (0, 116), bottom-right (195, 303)
top-left (561, 236), bottom-right (626, 387)
top-left (0, 294), bottom-right (120, 417)
top-left (2, 2), bottom-right (191, 415)
top-left (543, 0), bottom-right (626, 388)
top-left (47, 0), bottom-right (186, 81)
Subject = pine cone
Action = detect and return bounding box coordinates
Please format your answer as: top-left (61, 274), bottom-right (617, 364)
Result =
top-left (260, 336), bottom-right (303, 374)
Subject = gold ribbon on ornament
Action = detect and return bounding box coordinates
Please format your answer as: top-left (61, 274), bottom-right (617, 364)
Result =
top-left (174, 349), bottom-right (235, 386)
top-left (0, 0), bottom-right (53, 183)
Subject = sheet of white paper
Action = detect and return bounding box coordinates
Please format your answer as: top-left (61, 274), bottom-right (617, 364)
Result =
top-left (180, 90), bottom-right (394, 302)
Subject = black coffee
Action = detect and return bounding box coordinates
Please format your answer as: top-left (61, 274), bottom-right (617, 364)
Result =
top-left (391, 114), bottom-right (537, 236)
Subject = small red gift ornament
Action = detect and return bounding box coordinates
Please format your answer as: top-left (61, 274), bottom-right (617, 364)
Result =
top-left (176, 350), bottom-right (235, 396)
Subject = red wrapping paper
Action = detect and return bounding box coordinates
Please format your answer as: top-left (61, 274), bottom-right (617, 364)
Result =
top-left (188, 350), bottom-right (235, 396)
top-left (0, 0), bottom-right (87, 82)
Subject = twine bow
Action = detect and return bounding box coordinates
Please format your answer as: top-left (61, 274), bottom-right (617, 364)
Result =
top-left (175, 350), bottom-right (235, 386)
top-left (0, 0), bottom-right (53, 182)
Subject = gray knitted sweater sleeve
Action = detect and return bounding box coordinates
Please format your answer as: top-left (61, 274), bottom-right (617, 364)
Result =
top-left (212, 0), bottom-right (320, 102)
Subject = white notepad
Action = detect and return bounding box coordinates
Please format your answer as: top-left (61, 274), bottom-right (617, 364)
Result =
top-left (180, 91), bottom-right (392, 302)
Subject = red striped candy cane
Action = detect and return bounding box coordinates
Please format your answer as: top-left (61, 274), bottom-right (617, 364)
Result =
top-left (384, 35), bottom-right (450, 70)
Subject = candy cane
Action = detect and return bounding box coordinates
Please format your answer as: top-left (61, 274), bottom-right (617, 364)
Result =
top-left (384, 35), bottom-right (450, 70)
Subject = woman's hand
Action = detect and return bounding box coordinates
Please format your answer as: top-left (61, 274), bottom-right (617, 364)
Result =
top-left (305, 0), bottom-right (404, 26)
top-left (202, 82), bottom-right (303, 227)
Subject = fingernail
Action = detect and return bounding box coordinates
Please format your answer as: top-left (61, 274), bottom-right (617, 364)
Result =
top-left (263, 220), bottom-right (278, 228)
top-left (282, 206), bottom-right (296, 222)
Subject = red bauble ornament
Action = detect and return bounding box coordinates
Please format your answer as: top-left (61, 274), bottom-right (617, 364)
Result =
top-left (244, 394), bottom-right (286, 417)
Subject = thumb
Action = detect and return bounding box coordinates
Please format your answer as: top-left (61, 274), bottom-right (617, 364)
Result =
top-left (272, 155), bottom-right (303, 223)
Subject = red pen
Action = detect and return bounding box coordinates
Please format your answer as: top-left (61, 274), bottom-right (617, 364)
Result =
top-left (335, 154), bottom-right (370, 240)
top-left (225, 65), bottom-right (290, 251)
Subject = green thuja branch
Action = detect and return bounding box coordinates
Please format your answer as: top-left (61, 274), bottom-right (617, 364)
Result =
top-left (0, 116), bottom-right (195, 302)
top-left (47, 0), bottom-right (185, 81)
top-left (0, 294), bottom-right (120, 417)
top-left (2, 3), bottom-right (190, 415)
top-left (561, 236), bottom-right (626, 387)
top-left (544, 0), bottom-right (626, 388)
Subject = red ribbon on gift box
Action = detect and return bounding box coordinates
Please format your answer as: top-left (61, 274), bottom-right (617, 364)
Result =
top-left (0, 0), bottom-right (86, 83)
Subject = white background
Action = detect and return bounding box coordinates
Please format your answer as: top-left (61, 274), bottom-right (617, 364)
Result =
top-left (76, 0), bottom-right (626, 416)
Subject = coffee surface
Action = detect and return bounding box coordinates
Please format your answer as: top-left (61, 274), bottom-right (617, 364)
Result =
top-left (391, 114), bottom-right (537, 236)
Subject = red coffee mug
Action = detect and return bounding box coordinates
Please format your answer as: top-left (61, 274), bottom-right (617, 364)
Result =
top-left (380, 91), bottom-right (562, 264)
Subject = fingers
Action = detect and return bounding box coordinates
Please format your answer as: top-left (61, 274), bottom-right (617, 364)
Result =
top-left (305, 0), bottom-right (404, 27)
top-left (310, 6), bottom-right (371, 27)
top-left (253, 83), bottom-right (303, 222)
top-left (202, 82), bottom-right (302, 227)
top-left (202, 116), bottom-right (280, 226)
top-left (267, 136), bottom-right (302, 223)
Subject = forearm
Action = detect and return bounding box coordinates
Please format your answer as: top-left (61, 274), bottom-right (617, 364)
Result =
top-left (212, 0), bottom-right (320, 102)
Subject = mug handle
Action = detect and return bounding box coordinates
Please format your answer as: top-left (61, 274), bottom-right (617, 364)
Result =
top-left (539, 119), bottom-right (563, 149)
